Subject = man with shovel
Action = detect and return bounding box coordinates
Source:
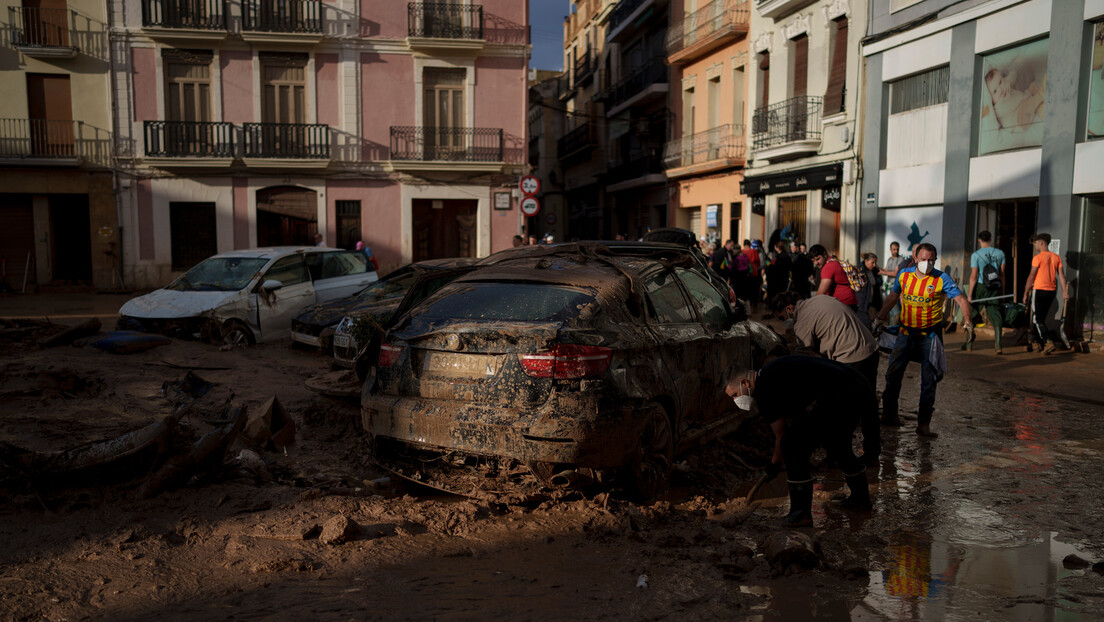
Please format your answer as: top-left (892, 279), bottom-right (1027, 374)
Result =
top-left (726, 356), bottom-right (876, 527)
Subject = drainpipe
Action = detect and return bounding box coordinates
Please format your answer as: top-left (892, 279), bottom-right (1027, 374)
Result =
top-left (107, 0), bottom-right (126, 290)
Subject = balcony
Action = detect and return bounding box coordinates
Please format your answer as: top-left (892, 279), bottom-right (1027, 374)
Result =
top-left (141, 0), bottom-right (227, 39)
top-left (144, 121), bottom-right (235, 163)
top-left (407, 2), bottom-right (483, 38)
top-left (606, 150), bottom-right (665, 192)
top-left (8, 7), bottom-right (78, 58)
top-left (243, 123), bottom-right (330, 161)
top-left (603, 57), bottom-right (669, 116)
top-left (573, 53), bottom-right (594, 88)
top-left (0, 119), bottom-right (110, 166)
top-left (241, 0), bottom-right (322, 42)
top-left (608, 0), bottom-right (663, 41)
top-left (389, 126), bottom-right (505, 172)
top-left (664, 124), bottom-right (745, 177)
top-left (755, 0), bottom-right (817, 20)
top-left (751, 96), bottom-right (822, 161)
top-left (557, 123), bottom-right (593, 161)
top-left (557, 72), bottom-right (573, 102)
top-left (666, 0), bottom-right (749, 65)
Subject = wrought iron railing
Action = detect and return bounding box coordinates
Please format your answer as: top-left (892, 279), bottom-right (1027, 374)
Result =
top-left (242, 0), bottom-right (322, 33)
top-left (751, 96), bottom-right (822, 151)
top-left (390, 126), bottom-right (504, 162)
top-left (573, 52), bottom-right (594, 87)
top-left (142, 0), bottom-right (226, 30)
top-left (144, 121), bottom-right (235, 157)
top-left (557, 123), bottom-right (592, 159)
top-left (0, 118), bottom-right (79, 158)
top-left (557, 72), bottom-right (573, 100)
top-left (663, 124), bottom-right (745, 169)
top-left (608, 0), bottom-right (647, 32)
top-left (407, 2), bottom-right (483, 39)
top-left (243, 123), bottom-right (329, 158)
top-left (604, 57), bottom-right (668, 110)
top-left (665, 0), bottom-right (749, 55)
top-left (8, 6), bottom-right (75, 47)
top-left (607, 150), bottom-right (664, 184)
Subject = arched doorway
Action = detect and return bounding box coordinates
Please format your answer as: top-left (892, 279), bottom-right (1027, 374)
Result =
top-left (256, 186), bottom-right (318, 247)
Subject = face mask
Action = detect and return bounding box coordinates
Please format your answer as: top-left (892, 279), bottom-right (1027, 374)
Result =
top-left (783, 318), bottom-right (795, 331)
top-left (917, 260), bottom-right (933, 274)
top-left (734, 394), bottom-right (758, 416)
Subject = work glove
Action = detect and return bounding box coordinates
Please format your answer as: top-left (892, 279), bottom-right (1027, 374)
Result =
top-left (871, 318), bottom-right (885, 338)
top-left (963, 322), bottom-right (976, 344)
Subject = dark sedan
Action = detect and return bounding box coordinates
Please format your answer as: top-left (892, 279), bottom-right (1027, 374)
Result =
top-left (361, 242), bottom-right (784, 502)
top-left (290, 258), bottom-right (475, 353)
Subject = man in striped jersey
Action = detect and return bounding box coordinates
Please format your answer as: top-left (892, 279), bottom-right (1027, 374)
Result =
top-left (873, 243), bottom-right (974, 438)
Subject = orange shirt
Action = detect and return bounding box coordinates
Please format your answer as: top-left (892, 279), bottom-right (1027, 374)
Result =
top-left (1030, 251), bottom-right (1061, 291)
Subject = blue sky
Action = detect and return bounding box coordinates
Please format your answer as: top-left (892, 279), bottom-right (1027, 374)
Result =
top-left (529, 0), bottom-right (570, 71)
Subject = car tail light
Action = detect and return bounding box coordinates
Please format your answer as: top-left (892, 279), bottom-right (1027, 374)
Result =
top-left (378, 343), bottom-right (403, 367)
top-left (729, 287), bottom-right (737, 305)
top-left (519, 344), bottom-right (612, 379)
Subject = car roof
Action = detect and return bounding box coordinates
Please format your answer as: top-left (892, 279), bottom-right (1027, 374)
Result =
top-left (412, 257), bottom-right (479, 269)
top-left (206, 247), bottom-right (349, 261)
top-left (457, 242), bottom-right (690, 290)
top-left (477, 240), bottom-right (695, 265)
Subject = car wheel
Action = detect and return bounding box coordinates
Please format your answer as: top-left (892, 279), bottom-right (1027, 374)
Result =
top-left (626, 404), bottom-right (674, 503)
top-left (221, 321), bottom-right (255, 347)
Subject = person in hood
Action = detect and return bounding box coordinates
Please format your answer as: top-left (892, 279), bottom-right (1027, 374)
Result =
top-left (873, 243), bottom-right (973, 438)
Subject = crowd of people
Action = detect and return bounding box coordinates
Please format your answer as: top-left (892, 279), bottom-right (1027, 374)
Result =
top-left (716, 230), bottom-right (1070, 526)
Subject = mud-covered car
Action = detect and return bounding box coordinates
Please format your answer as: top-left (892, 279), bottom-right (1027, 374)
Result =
top-left (361, 242), bottom-right (783, 501)
top-left (118, 247), bottom-right (377, 345)
top-left (291, 258), bottom-right (475, 354)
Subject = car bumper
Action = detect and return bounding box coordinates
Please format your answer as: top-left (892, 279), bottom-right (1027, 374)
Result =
top-left (361, 394), bottom-right (645, 468)
top-left (290, 331), bottom-right (322, 348)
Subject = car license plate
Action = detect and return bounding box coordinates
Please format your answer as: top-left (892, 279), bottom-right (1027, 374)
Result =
top-left (333, 334), bottom-right (351, 348)
top-left (420, 351), bottom-right (501, 378)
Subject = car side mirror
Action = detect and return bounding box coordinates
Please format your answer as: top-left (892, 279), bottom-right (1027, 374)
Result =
top-left (262, 279), bottom-right (284, 291)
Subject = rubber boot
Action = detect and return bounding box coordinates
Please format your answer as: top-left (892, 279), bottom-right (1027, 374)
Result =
top-left (836, 470), bottom-right (872, 511)
top-left (880, 409), bottom-right (902, 427)
top-left (781, 480), bottom-right (814, 527)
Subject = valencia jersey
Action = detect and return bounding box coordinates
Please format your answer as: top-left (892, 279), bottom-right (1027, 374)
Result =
top-left (892, 266), bottom-right (963, 329)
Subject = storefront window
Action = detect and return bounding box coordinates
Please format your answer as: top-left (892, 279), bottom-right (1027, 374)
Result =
top-left (1075, 197), bottom-right (1104, 341)
top-left (1089, 23), bottom-right (1104, 139)
top-left (977, 38), bottom-right (1048, 156)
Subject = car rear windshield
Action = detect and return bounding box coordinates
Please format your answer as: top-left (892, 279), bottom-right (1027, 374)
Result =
top-left (355, 267), bottom-right (419, 304)
top-left (167, 257), bottom-right (269, 292)
top-left (411, 282), bottom-right (596, 322)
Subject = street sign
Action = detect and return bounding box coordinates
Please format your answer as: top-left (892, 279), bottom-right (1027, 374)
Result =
top-left (520, 196), bottom-right (541, 217)
top-left (519, 175), bottom-right (540, 196)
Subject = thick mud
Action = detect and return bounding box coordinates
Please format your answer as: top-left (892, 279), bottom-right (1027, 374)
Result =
top-left (1, 319), bottom-right (1103, 620)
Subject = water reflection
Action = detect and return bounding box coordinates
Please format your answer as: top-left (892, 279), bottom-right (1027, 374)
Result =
top-left (863, 531), bottom-right (1091, 621)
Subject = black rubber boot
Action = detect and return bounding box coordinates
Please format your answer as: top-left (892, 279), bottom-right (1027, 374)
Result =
top-left (836, 470), bottom-right (872, 511)
top-left (781, 481), bottom-right (814, 527)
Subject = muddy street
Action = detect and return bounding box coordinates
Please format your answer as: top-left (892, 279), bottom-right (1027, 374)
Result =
top-left (1, 317), bottom-right (1103, 621)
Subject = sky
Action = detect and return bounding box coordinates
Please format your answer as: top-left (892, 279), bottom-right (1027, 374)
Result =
top-left (529, 0), bottom-right (570, 71)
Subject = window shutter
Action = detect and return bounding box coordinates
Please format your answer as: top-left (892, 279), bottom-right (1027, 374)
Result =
top-left (759, 52), bottom-right (770, 108)
top-left (792, 35), bottom-right (808, 98)
top-left (824, 17), bottom-right (848, 115)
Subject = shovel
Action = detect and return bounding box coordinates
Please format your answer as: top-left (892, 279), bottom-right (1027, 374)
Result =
top-left (745, 470), bottom-right (774, 503)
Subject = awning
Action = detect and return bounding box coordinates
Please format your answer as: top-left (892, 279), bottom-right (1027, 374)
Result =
top-left (740, 163), bottom-right (843, 196)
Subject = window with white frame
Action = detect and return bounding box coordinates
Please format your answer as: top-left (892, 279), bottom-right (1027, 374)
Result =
top-left (885, 65), bottom-right (949, 168)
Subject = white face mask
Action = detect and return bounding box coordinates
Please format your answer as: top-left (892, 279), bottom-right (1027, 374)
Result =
top-left (734, 394), bottom-right (758, 416)
top-left (917, 260), bottom-right (933, 274)
top-left (783, 318), bottom-right (795, 331)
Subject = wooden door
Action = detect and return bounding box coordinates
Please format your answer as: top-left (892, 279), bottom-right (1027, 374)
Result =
top-left (26, 73), bottom-right (73, 156)
top-left (22, 0), bottom-right (68, 47)
top-left (412, 199), bottom-right (477, 262)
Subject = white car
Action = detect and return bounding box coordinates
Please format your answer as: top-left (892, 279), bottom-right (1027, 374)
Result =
top-left (118, 247), bottom-right (378, 345)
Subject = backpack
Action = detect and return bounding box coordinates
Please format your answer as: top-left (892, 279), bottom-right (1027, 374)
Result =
top-left (734, 252), bottom-right (750, 274)
top-left (838, 259), bottom-right (867, 292)
top-left (981, 261), bottom-right (1001, 290)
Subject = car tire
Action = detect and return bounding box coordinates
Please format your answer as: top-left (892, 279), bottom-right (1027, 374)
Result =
top-left (626, 403), bottom-right (674, 503)
top-left (220, 321), bottom-right (255, 347)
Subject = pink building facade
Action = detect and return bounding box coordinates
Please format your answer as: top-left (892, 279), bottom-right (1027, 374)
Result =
top-left (112, 0), bottom-right (529, 286)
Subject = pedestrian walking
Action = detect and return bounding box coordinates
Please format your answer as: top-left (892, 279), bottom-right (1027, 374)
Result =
top-left (809, 245), bottom-right (859, 313)
top-left (771, 292), bottom-right (882, 467)
top-left (726, 356), bottom-right (875, 527)
top-left (742, 240), bottom-right (762, 311)
top-left (1022, 232), bottom-right (1069, 355)
top-left (966, 231), bottom-right (1006, 353)
top-left (873, 243), bottom-right (974, 438)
